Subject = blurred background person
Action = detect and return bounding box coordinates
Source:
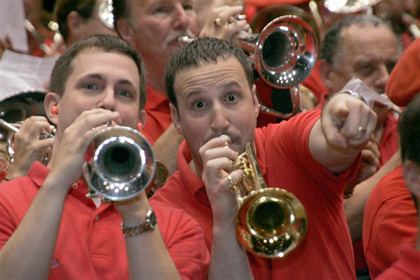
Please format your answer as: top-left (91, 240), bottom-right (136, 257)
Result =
top-left (54, 0), bottom-right (117, 47)
top-left (319, 14), bottom-right (401, 278)
top-left (373, 0), bottom-right (420, 49)
top-left (363, 38), bottom-right (420, 279)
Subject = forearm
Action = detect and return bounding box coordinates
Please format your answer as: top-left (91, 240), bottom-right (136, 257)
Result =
top-left (345, 150), bottom-right (401, 240)
top-left (208, 221), bottom-right (254, 280)
top-left (153, 124), bottom-right (184, 175)
top-left (124, 227), bottom-right (181, 280)
top-left (0, 176), bottom-right (67, 278)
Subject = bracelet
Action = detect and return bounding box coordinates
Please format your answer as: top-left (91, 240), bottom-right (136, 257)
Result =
top-left (340, 90), bottom-right (368, 105)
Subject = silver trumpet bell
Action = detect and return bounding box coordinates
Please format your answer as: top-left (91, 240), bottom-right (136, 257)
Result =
top-left (83, 126), bottom-right (155, 201)
top-left (240, 15), bottom-right (318, 89)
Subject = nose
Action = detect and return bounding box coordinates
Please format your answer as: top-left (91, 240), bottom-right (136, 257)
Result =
top-left (172, 4), bottom-right (191, 30)
top-left (97, 86), bottom-right (116, 110)
top-left (210, 103), bottom-right (230, 133)
top-left (373, 64), bottom-right (390, 93)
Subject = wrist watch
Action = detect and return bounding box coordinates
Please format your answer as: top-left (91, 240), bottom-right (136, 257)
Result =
top-left (121, 209), bottom-right (157, 237)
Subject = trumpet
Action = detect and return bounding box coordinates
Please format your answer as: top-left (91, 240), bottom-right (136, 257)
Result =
top-left (179, 7), bottom-right (318, 119)
top-left (232, 143), bottom-right (307, 258)
top-left (83, 126), bottom-right (156, 202)
top-left (0, 119), bottom-right (55, 166)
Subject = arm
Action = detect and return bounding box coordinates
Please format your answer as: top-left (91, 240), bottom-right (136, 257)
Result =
top-left (344, 149), bottom-right (401, 241)
top-left (114, 194), bottom-right (182, 280)
top-left (309, 92), bottom-right (378, 173)
top-left (200, 136), bottom-right (254, 280)
top-left (153, 124), bottom-right (184, 175)
top-left (0, 109), bottom-right (119, 278)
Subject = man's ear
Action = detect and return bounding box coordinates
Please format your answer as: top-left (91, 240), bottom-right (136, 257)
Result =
top-left (319, 60), bottom-right (334, 91)
top-left (251, 84), bottom-right (260, 119)
top-left (169, 103), bottom-right (183, 135)
top-left (137, 109), bottom-right (147, 131)
top-left (67, 11), bottom-right (85, 39)
top-left (116, 18), bottom-right (136, 48)
top-left (44, 92), bottom-right (61, 126)
top-left (403, 160), bottom-right (420, 198)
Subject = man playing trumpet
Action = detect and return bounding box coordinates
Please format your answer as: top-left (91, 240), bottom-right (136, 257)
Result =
top-left (151, 37), bottom-right (377, 279)
top-left (0, 34), bottom-right (209, 279)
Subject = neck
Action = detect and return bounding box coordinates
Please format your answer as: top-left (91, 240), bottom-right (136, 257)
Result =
top-left (143, 60), bottom-right (167, 95)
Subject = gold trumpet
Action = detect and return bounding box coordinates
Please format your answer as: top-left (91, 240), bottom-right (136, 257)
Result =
top-left (83, 126), bottom-right (156, 202)
top-left (232, 143), bottom-right (307, 258)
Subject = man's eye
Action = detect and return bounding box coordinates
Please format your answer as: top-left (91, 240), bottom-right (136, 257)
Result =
top-left (183, 3), bottom-right (193, 10)
top-left (83, 83), bottom-right (98, 90)
top-left (226, 93), bottom-right (237, 102)
top-left (118, 89), bottom-right (131, 97)
top-left (154, 6), bottom-right (168, 14)
top-left (356, 64), bottom-right (373, 76)
top-left (193, 101), bottom-right (205, 109)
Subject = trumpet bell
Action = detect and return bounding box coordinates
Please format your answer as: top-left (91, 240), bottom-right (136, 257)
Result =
top-left (253, 15), bottom-right (318, 88)
top-left (236, 188), bottom-right (307, 258)
top-left (83, 126), bottom-right (155, 201)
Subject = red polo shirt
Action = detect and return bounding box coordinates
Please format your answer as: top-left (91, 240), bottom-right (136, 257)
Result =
top-left (363, 165), bottom-right (418, 279)
top-left (0, 162), bottom-right (210, 280)
top-left (152, 110), bottom-right (359, 279)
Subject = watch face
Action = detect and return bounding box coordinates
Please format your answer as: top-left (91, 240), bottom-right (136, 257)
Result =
top-left (147, 209), bottom-right (157, 229)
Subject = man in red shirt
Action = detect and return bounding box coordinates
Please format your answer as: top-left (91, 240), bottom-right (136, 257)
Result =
top-left (372, 94), bottom-right (420, 280)
top-left (363, 38), bottom-right (420, 279)
top-left (0, 35), bottom-right (209, 279)
top-left (113, 0), bottom-right (249, 174)
top-left (319, 14), bottom-right (401, 276)
top-left (152, 37), bottom-right (377, 279)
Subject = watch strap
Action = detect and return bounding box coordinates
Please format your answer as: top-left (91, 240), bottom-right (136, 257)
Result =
top-left (121, 209), bottom-right (157, 237)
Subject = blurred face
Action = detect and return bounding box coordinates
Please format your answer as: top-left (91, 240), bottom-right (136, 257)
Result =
top-left (325, 24), bottom-right (399, 95)
top-left (56, 48), bottom-right (141, 135)
top-left (123, 0), bottom-right (197, 67)
top-left (171, 57), bottom-right (259, 168)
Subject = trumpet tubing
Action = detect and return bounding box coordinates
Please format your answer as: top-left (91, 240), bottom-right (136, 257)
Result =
top-left (233, 143), bottom-right (307, 258)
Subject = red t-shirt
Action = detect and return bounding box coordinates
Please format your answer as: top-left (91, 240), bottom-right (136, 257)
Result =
top-left (152, 110), bottom-right (359, 279)
top-left (0, 162), bottom-right (210, 280)
top-left (142, 85), bottom-right (172, 143)
top-left (363, 165), bottom-right (418, 279)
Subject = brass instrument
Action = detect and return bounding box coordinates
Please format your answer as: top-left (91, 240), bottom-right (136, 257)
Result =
top-left (0, 90), bottom-right (53, 166)
top-left (233, 143), bottom-right (307, 258)
top-left (83, 126), bottom-right (156, 202)
top-left (0, 119), bottom-right (55, 166)
top-left (323, 0), bottom-right (381, 13)
top-left (247, 5), bottom-right (319, 119)
top-left (179, 5), bottom-right (318, 119)
top-left (98, 0), bottom-right (115, 30)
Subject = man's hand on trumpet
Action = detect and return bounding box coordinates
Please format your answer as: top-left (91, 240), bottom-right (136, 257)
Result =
top-left (199, 5), bottom-right (251, 45)
top-left (6, 116), bottom-right (54, 180)
top-left (199, 134), bottom-right (243, 222)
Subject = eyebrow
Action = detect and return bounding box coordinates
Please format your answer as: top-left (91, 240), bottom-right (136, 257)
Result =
top-left (82, 74), bottom-right (136, 87)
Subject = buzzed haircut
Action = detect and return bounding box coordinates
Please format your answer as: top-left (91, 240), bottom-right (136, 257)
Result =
top-left (165, 37), bottom-right (253, 109)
